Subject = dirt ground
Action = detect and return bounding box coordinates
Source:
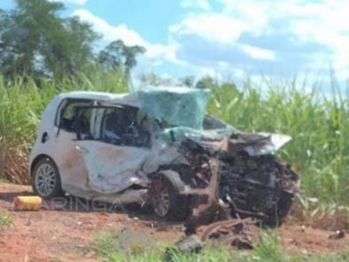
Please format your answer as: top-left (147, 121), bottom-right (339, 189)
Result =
top-left (1, 183), bottom-right (349, 262)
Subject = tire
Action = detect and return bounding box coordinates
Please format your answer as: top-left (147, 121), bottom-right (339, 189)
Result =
top-left (149, 170), bottom-right (190, 221)
top-left (32, 157), bottom-right (64, 199)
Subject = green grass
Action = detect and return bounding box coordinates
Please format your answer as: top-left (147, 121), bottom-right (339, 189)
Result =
top-left (92, 228), bottom-right (156, 260)
top-left (0, 177), bottom-right (10, 183)
top-left (91, 229), bottom-right (349, 262)
top-left (0, 213), bottom-right (13, 229)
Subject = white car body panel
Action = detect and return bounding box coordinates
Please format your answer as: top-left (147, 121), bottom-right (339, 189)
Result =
top-left (76, 140), bottom-right (150, 194)
top-left (29, 90), bottom-right (184, 203)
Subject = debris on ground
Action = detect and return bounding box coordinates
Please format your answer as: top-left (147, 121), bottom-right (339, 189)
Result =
top-left (328, 230), bottom-right (345, 240)
top-left (12, 196), bottom-right (42, 211)
top-left (164, 218), bottom-right (260, 261)
top-left (198, 218), bottom-right (260, 249)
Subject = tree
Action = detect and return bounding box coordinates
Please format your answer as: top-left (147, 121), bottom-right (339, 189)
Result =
top-left (139, 72), bottom-right (179, 87)
top-left (195, 76), bottom-right (240, 94)
top-left (0, 0), bottom-right (147, 84)
top-left (195, 75), bottom-right (217, 89)
top-left (0, 0), bottom-right (100, 81)
top-left (179, 75), bottom-right (195, 87)
top-left (98, 39), bottom-right (146, 75)
top-left (139, 72), bottom-right (162, 86)
top-left (42, 16), bottom-right (100, 79)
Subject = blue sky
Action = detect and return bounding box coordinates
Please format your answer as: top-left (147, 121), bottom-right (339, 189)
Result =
top-left (1, 0), bottom-right (349, 90)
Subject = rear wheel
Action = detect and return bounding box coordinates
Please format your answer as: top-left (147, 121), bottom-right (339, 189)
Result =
top-left (149, 171), bottom-right (190, 221)
top-left (32, 157), bottom-right (64, 199)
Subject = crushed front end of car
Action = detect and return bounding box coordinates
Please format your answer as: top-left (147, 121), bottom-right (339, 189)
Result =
top-left (172, 129), bottom-right (300, 235)
top-left (156, 126), bottom-right (300, 256)
top-left (134, 87), bottom-right (299, 233)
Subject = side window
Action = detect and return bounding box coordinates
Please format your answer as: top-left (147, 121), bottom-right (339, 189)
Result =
top-left (74, 106), bottom-right (129, 142)
top-left (76, 108), bottom-right (93, 137)
top-left (100, 106), bottom-right (151, 148)
top-left (59, 100), bottom-right (92, 132)
top-left (75, 105), bottom-right (151, 148)
top-left (100, 107), bottom-right (131, 142)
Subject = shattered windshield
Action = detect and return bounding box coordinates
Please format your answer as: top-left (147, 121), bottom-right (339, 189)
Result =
top-left (137, 87), bottom-right (210, 129)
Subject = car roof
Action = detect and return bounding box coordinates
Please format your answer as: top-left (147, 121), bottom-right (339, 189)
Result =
top-left (57, 87), bottom-right (209, 108)
top-left (58, 90), bottom-right (140, 107)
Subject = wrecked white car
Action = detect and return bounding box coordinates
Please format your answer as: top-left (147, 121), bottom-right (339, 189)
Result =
top-left (29, 87), bottom-right (299, 228)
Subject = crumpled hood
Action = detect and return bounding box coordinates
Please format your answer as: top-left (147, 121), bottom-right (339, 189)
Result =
top-left (229, 132), bottom-right (292, 156)
top-left (157, 127), bottom-right (292, 157)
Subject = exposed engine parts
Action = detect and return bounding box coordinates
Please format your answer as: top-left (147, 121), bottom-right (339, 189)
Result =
top-left (165, 218), bottom-right (260, 260)
top-left (199, 218), bottom-right (259, 249)
top-left (167, 134), bottom-right (300, 255)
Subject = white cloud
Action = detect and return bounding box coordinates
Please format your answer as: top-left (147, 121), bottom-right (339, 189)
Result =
top-left (283, 0), bottom-right (349, 79)
top-left (72, 9), bottom-right (185, 66)
top-left (172, 1), bottom-right (272, 45)
top-left (181, 61), bottom-right (248, 84)
top-left (180, 0), bottom-right (211, 11)
top-left (50, 0), bottom-right (88, 5)
top-left (194, 66), bottom-right (223, 80)
top-left (64, 0), bottom-right (349, 85)
top-left (170, 13), bottom-right (247, 44)
top-left (239, 44), bottom-right (276, 61)
top-left (170, 0), bottom-right (349, 80)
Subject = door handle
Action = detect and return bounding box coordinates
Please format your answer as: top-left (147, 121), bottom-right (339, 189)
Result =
top-left (76, 146), bottom-right (88, 153)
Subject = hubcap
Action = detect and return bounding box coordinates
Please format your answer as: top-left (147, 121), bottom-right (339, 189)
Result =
top-left (153, 182), bottom-right (170, 217)
top-left (35, 163), bottom-right (56, 197)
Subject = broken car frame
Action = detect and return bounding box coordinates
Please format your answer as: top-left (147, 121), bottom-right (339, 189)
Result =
top-left (29, 87), bottom-right (299, 237)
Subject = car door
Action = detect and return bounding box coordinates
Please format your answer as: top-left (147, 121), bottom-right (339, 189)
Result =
top-left (74, 105), bottom-right (152, 196)
top-left (53, 98), bottom-right (95, 198)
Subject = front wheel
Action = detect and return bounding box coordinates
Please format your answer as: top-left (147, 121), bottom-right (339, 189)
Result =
top-left (149, 171), bottom-right (190, 221)
top-left (32, 157), bottom-right (64, 199)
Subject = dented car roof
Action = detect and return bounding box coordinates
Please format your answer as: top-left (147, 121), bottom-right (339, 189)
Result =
top-left (56, 90), bottom-right (141, 107)
top-left (58, 87), bottom-right (211, 129)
